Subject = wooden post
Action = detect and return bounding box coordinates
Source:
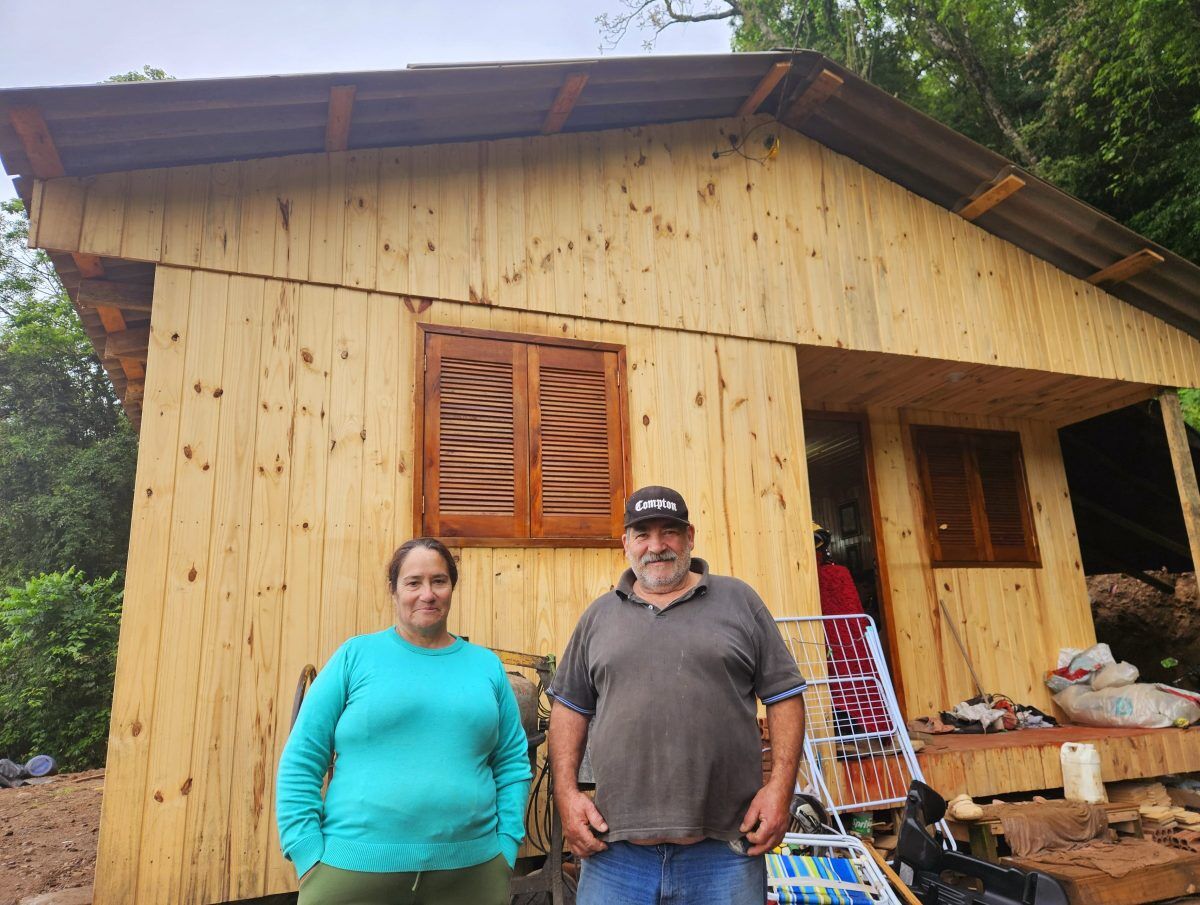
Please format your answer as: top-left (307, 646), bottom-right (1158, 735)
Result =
top-left (1161, 391), bottom-right (1200, 593)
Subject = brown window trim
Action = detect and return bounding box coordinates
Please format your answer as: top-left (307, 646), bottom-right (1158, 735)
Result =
top-left (413, 323), bottom-right (632, 548)
top-left (910, 425), bottom-right (1041, 569)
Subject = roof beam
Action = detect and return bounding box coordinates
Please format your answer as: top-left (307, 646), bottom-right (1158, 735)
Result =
top-left (1087, 248), bottom-right (1165, 286)
top-left (737, 62), bottom-right (791, 117)
top-left (104, 326), bottom-right (152, 361)
top-left (71, 253), bottom-right (105, 278)
top-left (67, 255), bottom-right (146, 378)
top-left (7, 106), bottom-right (66, 178)
top-left (1161, 390), bottom-right (1200, 578)
top-left (783, 68), bottom-right (844, 126)
top-left (956, 167), bottom-right (1026, 221)
top-left (541, 73), bottom-right (589, 135)
top-left (324, 85), bottom-right (357, 152)
top-left (77, 278), bottom-right (155, 312)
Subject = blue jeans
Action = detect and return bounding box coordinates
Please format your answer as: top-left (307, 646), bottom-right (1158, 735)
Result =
top-left (577, 839), bottom-right (766, 905)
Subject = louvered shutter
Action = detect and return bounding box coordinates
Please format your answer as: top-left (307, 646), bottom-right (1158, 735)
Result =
top-left (529, 345), bottom-right (625, 539)
top-left (975, 434), bottom-right (1038, 564)
top-left (914, 430), bottom-right (984, 563)
top-left (423, 333), bottom-right (529, 539)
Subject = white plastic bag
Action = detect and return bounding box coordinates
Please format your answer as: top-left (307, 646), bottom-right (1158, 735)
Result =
top-left (1046, 643), bottom-right (1118, 694)
top-left (1054, 683), bottom-right (1200, 728)
top-left (1091, 661), bottom-right (1140, 690)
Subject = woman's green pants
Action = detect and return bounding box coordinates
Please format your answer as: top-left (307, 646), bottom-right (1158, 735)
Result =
top-left (297, 855), bottom-right (511, 905)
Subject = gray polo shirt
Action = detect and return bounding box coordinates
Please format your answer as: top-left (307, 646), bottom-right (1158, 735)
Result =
top-left (548, 558), bottom-right (806, 843)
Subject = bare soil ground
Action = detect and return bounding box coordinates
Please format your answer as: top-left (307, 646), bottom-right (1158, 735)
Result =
top-left (1089, 571), bottom-right (1200, 683)
top-left (0, 771), bottom-right (102, 905)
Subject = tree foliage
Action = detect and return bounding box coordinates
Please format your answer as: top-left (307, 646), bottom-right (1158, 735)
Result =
top-left (1182, 388), bottom-right (1200, 432)
top-left (0, 201), bottom-right (137, 585)
top-left (0, 570), bottom-right (122, 769)
top-left (105, 65), bottom-right (173, 83)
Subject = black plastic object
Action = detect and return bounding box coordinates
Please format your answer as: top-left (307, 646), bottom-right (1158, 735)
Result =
top-left (894, 780), bottom-right (1070, 905)
top-left (788, 792), bottom-right (831, 835)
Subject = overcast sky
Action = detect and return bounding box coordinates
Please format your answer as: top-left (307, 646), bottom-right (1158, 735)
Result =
top-left (0, 1), bottom-right (733, 196)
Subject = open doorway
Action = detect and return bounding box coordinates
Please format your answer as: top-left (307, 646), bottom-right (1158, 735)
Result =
top-left (803, 414), bottom-right (894, 669)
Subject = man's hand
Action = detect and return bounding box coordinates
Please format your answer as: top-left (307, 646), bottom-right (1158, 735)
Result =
top-left (739, 782), bottom-right (791, 856)
top-left (558, 789), bottom-right (609, 858)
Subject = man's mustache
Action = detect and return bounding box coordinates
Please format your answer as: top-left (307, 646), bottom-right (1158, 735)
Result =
top-left (640, 551), bottom-right (678, 565)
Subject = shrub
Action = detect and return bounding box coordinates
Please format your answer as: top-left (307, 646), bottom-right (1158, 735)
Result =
top-left (0, 570), bottom-right (122, 771)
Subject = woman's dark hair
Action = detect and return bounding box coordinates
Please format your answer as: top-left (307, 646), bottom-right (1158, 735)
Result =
top-left (387, 537), bottom-right (458, 591)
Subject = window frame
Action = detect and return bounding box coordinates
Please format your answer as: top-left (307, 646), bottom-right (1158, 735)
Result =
top-left (413, 323), bottom-right (631, 548)
top-left (910, 425), bottom-right (1041, 569)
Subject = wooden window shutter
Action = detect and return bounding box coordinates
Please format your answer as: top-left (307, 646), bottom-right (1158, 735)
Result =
top-left (914, 430), bottom-right (983, 563)
top-left (423, 333), bottom-right (529, 539)
top-left (529, 345), bottom-right (625, 539)
top-left (975, 434), bottom-right (1038, 563)
top-left (912, 427), bottom-right (1038, 566)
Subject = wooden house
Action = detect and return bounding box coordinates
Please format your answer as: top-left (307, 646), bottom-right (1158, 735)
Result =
top-left (2, 52), bottom-right (1199, 904)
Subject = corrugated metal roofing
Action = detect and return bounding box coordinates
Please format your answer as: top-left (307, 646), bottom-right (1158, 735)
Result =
top-left (2, 50), bottom-right (1197, 340)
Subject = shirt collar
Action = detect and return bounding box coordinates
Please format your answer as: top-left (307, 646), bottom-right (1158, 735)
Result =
top-left (615, 557), bottom-right (710, 606)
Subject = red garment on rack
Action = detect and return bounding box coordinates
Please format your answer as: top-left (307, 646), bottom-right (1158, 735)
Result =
top-left (817, 561), bottom-right (889, 733)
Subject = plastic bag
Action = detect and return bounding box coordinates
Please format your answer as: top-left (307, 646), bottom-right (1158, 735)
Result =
top-left (1054, 683), bottom-right (1200, 728)
top-left (1091, 661), bottom-right (1139, 690)
top-left (1046, 643), bottom-right (1118, 694)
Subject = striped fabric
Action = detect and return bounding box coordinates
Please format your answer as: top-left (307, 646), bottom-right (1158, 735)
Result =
top-left (765, 854), bottom-right (875, 904)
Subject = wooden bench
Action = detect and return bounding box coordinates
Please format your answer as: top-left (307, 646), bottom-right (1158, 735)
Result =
top-left (946, 801), bottom-right (1143, 863)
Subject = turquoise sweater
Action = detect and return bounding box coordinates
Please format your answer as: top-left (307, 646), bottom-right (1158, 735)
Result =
top-left (276, 630), bottom-right (532, 878)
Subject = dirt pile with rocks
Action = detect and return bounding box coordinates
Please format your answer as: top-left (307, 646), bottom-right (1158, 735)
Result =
top-left (0, 771), bottom-right (101, 905)
top-left (1089, 572), bottom-right (1200, 684)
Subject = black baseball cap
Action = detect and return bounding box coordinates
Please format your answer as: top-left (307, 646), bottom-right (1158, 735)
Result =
top-left (623, 485), bottom-right (690, 529)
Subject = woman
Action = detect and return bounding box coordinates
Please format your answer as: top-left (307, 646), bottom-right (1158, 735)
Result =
top-left (276, 537), bottom-right (532, 905)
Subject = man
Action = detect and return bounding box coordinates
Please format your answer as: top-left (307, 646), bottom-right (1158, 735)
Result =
top-left (548, 485), bottom-right (807, 905)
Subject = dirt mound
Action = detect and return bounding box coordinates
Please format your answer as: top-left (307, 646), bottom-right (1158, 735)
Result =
top-left (0, 771), bottom-right (102, 905)
top-left (1089, 572), bottom-right (1200, 684)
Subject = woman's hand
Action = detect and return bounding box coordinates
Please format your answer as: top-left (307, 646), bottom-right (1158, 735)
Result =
top-left (559, 789), bottom-right (609, 858)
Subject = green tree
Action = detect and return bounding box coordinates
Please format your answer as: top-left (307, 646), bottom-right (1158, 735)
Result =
top-left (0, 570), bottom-right (122, 769)
top-left (1181, 388), bottom-right (1200, 432)
top-left (106, 65), bottom-right (173, 83)
top-left (0, 200), bottom-right (137, 584)
top-left (1030, 0), bottom-right (1200, 262)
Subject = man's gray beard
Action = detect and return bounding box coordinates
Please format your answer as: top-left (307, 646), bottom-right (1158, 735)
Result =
top-left (631, 551), bottom-right (692, 592)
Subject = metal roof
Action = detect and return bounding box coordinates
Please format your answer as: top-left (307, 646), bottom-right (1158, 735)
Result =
top-left (2, 50), bottom-right (1197, 339)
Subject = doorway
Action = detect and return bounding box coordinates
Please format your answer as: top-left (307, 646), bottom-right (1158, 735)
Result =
top-left (803, 414), bottom-right (895, 671)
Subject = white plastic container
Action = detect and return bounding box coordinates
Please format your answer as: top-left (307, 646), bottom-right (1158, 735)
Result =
top-left (1060, 742), bottom-right (1107, 803)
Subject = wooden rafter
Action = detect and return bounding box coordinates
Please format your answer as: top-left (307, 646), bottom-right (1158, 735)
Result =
top-left (324, 85), bottom-right (357, 152)
top-left (784, 68), bottom-right (844, 126)
top-left (737, 62), bottom-right (791, 117)
top-left (77, 278), bottom-right (155, 312)
top-left (104, 326), bottom-right (152, 361)
top-left (956, 167), bottom-right (1026, 221)
top-left (7, 106), bottom-right (66, 178)
top-left (1087, 248), bottom-right (1165, 286)
top-left (72, 253), bottom-right (105, 278)
top-left (541, 73), bottom-right (589, 135)
top-left (67, 256), bottom-right (147, 379)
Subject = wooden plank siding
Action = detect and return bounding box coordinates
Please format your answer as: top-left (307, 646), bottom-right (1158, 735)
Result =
top-left (29, 117), bottom-right (1200, 389)
top-left (95, 267), bottom-right (819, 902)
top-left (866, 407), bottom-right (1095, 716)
